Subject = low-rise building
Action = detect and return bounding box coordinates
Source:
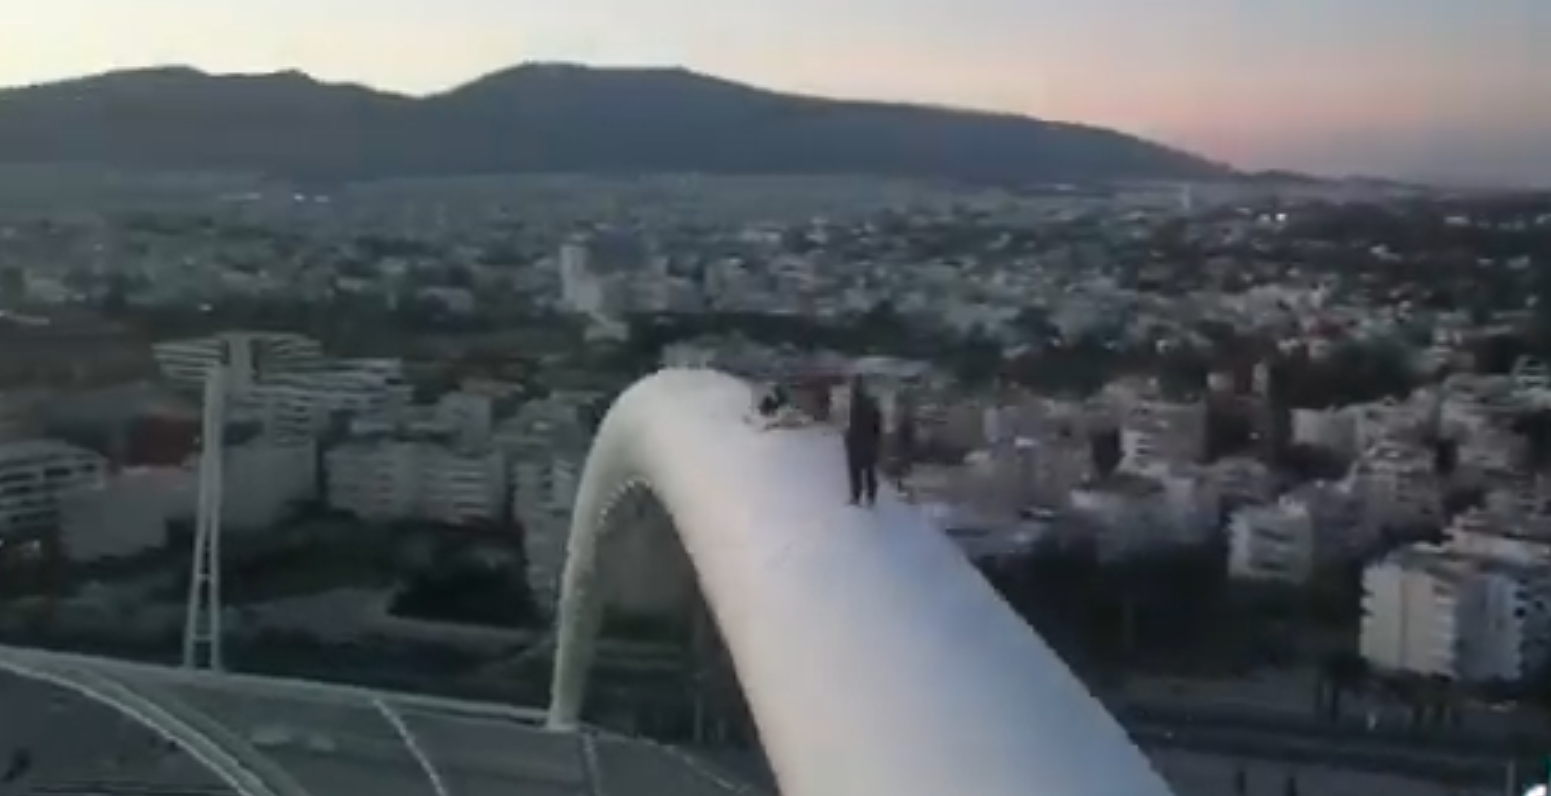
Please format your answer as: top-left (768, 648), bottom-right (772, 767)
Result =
top-left (1361, 545), bottom-right (1551, 683)
top-left (326, 438), bottom-right (506, 527)
top-left (0, 439), bottom-right (107, 540)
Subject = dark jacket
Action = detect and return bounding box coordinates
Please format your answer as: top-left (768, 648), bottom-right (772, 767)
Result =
top-left (846, 391), bottom-right (883, 452)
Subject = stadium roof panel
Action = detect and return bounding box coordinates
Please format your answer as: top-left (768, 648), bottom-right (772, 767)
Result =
top-left (0, 645), bottom-right (757, 796)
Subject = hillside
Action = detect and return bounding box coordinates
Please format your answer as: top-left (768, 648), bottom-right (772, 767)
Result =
top-left (0, 63), bottom-right (1232, 183)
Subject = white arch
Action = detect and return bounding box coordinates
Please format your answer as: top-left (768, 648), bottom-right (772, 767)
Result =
top-left (548, 369), bottom-right (1174, 796)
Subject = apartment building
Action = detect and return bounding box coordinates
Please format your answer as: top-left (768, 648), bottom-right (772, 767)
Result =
top-left (0, 440), bottom-right (107, 540)
top-left (1290, 407), bottom-right (1356, 454)
top-left (60, 467), bottom-right (185, 561)
top-left (1455, 428), bottom-right (1523, 483)
top-left (239, 360), bottom-right (412, 442)
top-left (153, 331), bottom-right (323, 390)
top-left (1149, 464), bottom-right (1222, 546)
top-left (197, 440), bottom-right (318, 530)
top-left (1120, 397), bottom-right (1206, 471)
top-left (1361, 546), bottom-right (1551, 682)
top-left (1068, 474), bottom-right (1175, 562)
top-left (1349, 397), bottom-right (1426, 452)
top-left (326, 438), bottom-right (506, 527)
top-left (1513, 356), bottom-right (1550, 393)
top-left (1209, 455), bottom-right (1276, 508)
top-left (496, 396), bottom-right (592, 610)
top-left (1227, 483), bottom-right (1360, 584)
top-left (1230, 501), bottom-right (1319, 584)
top-left (1351, 440), bottom-right (1443, 532)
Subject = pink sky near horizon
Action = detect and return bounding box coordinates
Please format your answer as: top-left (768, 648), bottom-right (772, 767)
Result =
top-left (1, 0), bottom-right (1547, 184)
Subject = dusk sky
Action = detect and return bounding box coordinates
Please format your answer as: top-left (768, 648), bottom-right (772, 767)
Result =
top-left (2, 0), bottom-right (1547, 185)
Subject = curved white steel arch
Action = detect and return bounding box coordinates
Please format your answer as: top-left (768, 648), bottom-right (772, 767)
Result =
top-left (548, 368), bottom-right (1175, 796)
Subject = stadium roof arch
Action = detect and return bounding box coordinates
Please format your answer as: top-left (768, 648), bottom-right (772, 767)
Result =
top-left (550, 368), bottom-right (1174, 796)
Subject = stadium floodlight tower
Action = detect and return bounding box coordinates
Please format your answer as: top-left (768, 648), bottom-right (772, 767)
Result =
top-left (182, 361), bottom-right (228, 671)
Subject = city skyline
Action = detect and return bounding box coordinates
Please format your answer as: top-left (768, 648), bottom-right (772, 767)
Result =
top-left (2, 0), bottom-right (1548, 186)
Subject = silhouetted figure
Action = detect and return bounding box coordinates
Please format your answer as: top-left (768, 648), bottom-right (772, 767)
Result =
top-left (845, 377), bottom-right (883, 506)
top-left (757, 383), bottom-right (788, 419)
top-left (747, 382), bottom-right (790, 430)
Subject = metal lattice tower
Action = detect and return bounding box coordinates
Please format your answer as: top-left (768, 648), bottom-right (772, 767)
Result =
top-left (182, 361), bottom-right (227, 671)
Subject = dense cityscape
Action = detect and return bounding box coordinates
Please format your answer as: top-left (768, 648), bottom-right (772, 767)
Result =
top-left (0, 169), bottom-right (1546, 795)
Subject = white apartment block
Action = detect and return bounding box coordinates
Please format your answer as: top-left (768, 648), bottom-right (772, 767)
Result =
top-left (196, 440), bottom-right (318, 531)
top-left (1455, 429), bottom-right (1522, 483)
top-left (1361, 545), bottom-right (1551, 682)
top-left (1485, 477), bottom-right (1551, 521)
top-left (510, 449), bottom-right (585, 610)
top-left (558, 240), bottom-right (604, 316)
top-left (1120, 398), bottom-right (1206, 470)
top-left (1348, 398), bottom-right (1423, 452)
top-left (1447, 505), bottom-right (1551, 565)
top-left (1351, 441), bottom-right (1442, 532)
top-left (434, 391), bottom-right (496, 447)
top-left (1290, 407), bottom-right (1356, 454)
top-left (153, 331), bottom-right (323, 390)
top-left (1439, 374), bottom-right (1522, 428)
top-left (957, 443), bottom-right (1040, 515)
top-left (1230, 501), bottom-right (1320, 584)
top-left (326, 439), bottom-right (506, 527)
top-left (1068, 475), bottom-right (1176, 562)
top-left (61, 441), bottom-right (315, 561)
top-left (498, 397), bottom-right (592, 610)
top-left (1512, 356), bottom-right (1550, 393)
top-left (1209, 455), bottom-right (1275, 507)
top-left (239, 360), bottom-right (412, 442)
top-left (1226, 484), bottom-right (1361, 585)
top-left (0, 440), bottom-right (108, 540)
top-left (1149, 465), bottom-right (1221, 545)
top-left (61, 467), bottom-right (185, 561)
top-left (1032, 435), bottom-right (1093, 507)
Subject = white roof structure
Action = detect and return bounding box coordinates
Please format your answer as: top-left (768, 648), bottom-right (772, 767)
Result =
top-left (551, 369), bottom-right (1175, 796)
top-left (0, 645), bottom-right (755, 796)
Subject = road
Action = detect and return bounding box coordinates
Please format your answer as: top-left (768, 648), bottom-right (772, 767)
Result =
top-left (1120, 703), bottom-right (1533, 787)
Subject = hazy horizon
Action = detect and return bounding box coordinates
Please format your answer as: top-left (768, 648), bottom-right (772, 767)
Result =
top-left (2, 0), bottom-right (1547, 187)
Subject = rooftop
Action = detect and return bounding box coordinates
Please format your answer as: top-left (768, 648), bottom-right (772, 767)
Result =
top-left (0, 644), bottom-right (760, 796)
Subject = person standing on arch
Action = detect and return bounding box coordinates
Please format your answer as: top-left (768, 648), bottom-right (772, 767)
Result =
top-left (844, 376), bottom-right (883, 507)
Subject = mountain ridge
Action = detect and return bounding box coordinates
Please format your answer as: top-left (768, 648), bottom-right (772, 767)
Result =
top-left (0, 62), bottom-right (1234, 184)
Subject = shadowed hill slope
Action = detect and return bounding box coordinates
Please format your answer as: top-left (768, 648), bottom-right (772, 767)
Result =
top-left (0, 63), bottom-right (1231, 183)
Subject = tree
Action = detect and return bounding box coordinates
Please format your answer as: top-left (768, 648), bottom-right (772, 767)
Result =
top-left (1317, 652), bottom-right (1370, 719)
top-left (1205, 397), bottom-right (1255, 461)
top-left (1090, 429), bottom-right (1122, 476)
top-left (951, 327), bottom-right (1003, 386)
top-left (389, 561), bottom-right (537, 628)
top-left (1514, 409), bottom-right (1551, 469)
top-left (859, 299), bottom-right (905, 341)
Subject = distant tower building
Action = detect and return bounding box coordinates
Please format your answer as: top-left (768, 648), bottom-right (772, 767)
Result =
top-left (1255, 357), bottom-right (1293, 461)
top-left (559, 240), bottom-right (589, 305)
